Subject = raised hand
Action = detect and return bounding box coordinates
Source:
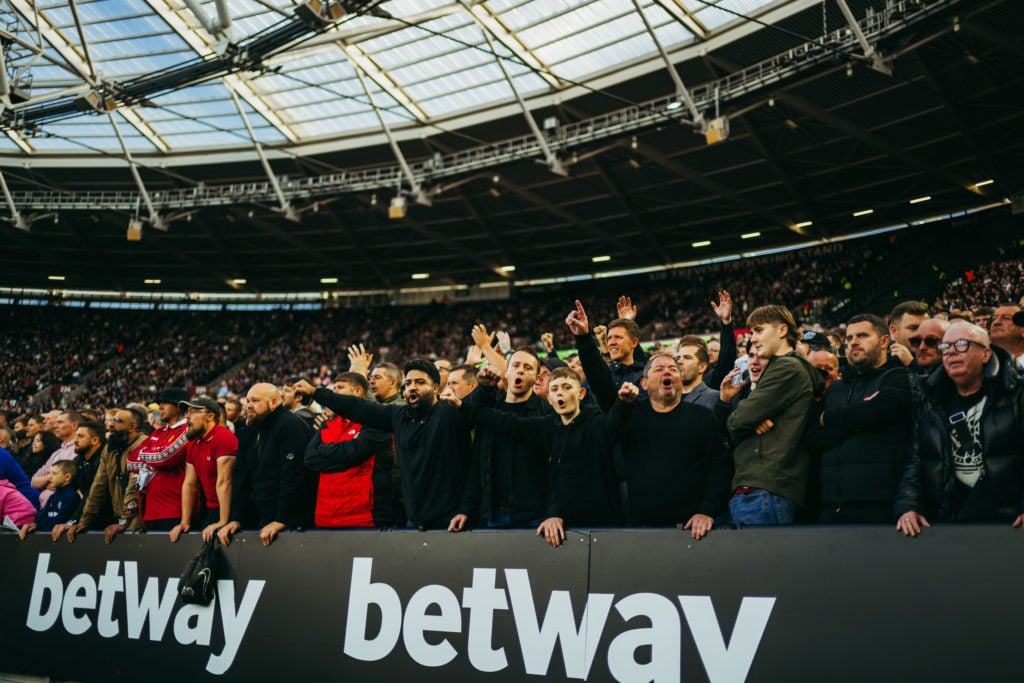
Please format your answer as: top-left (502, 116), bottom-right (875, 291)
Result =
top-left (541, 332), bottom-right (555, 353)
top-left (347, 344), bottom-right (373, 376)
top-left (477, 364), bottom-right (502, 385)
top-left (593, 325), bottom-right (609, 354)
top-left (565, 300), bottom-right (590, 335)
top-left (495, 330), bottom-right (512, 354)
top-left (711, 290), bottom-right (733, 324)
top-left (439, 386), bottom-right (462, 408)
top-left (465, 345), bottom-right (484, 366)
top-left (616, 295), bottom-right (637, 321)
top-left (293, 379), bottom-right (317, 397)
top-left (472, 323), bottom-right (496, 350)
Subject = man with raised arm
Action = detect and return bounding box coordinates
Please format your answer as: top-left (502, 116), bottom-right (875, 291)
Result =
top-left (295, 359), bottom-right (472, 530)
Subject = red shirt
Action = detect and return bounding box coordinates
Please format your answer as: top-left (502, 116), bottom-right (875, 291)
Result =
top-left (127, 420), bottom-right (188, 522)
top-left (185, 425), bottom-right (238, 509)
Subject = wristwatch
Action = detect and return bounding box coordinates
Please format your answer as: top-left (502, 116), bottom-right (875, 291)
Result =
top-left (118, 518), bottom-right (128, 526)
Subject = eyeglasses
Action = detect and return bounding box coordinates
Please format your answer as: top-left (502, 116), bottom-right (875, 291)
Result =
top-left (937, 339), bottom-right (988, 356)
top-left (908, 336), bottom-right (941, 348)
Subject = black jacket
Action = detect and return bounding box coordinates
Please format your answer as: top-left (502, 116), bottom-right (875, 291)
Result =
top-left (229, 406), bottom-right (315, 529)
top-left (894, 345), bottom-right (1024, 522)
top-left (805, 357), bottom-right (912, 513)
top-left (313, 387), bottom-right (472, 529)
top-left (458, 387), bottom-right (551, 526)
top-left (459, 401), bottom-right (624, 527)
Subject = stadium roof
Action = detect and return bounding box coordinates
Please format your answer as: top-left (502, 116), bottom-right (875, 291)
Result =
top-left (0, 0), bottom-right (1020, 294)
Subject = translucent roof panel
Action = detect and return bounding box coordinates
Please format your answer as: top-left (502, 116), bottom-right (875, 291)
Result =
top-left (0, 0), bottom-right (784, 160)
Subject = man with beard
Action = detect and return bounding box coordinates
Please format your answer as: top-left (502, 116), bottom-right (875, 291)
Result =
top-left (218, 383), bottom-right (314, 547)
top-left (675, 335), bottom-right (719, 410)
top-left (281, 376), bottom-right (317, 428)
top-left (805, 314), bottom-right (912, 523)
top-left (127, 388), bottom-right (190, 532)
top-left (907, 318), bottom-right (950, 377)
top-left (888, 301), bottom-right (930, 367)
top-left (296, 359), bottom-right (472, 530)
top-left (169, 397), bottom-right (238, 542)
top-left (53, 409), bottom-right (148, 543)
top-left (60, 421), bottom-right (106, 528)
top-left (617, 353), bottom-right (731, 538)
top-left (449, 348), bottom-right (552, 531)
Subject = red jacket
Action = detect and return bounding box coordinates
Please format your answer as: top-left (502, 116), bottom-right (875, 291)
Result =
top-left (305, 415), bottom-right (393, 528)
top-left (127, 420), bottom-right (189, 522)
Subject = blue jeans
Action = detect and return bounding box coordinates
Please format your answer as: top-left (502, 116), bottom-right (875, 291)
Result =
top-left (728, 488), bottom-right (797, 526)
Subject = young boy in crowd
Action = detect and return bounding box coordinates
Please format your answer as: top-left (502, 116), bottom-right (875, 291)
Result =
top-left (18, 460), bottom-right (79, 538)
top-left (441, 366), bottom-right (632, 547)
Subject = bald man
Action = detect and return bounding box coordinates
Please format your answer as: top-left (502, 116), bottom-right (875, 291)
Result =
top-left (218, 383), bottom-right (315, 547)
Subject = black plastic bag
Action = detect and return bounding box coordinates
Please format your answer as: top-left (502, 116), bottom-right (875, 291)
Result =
top-left (179, 538), bottom-right (221, 605)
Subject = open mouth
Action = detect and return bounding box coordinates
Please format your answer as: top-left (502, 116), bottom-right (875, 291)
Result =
top-left (513, 377), bottom-right (523, 388)
top-left (662, 378), bottom-right (673, 388)
top-left (556, 399), bottom-right (566, 410)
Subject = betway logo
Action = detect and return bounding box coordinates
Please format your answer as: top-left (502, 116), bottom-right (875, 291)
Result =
top-left (26, 553), bottom-right (263, 675)
top-left (345, 557), bottom-right (775, 682)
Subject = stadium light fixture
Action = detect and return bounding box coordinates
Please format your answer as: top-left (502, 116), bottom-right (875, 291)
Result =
top-left (320, 277), bottom-right (338, 284)
top-left (741, 232), bottom-right (761, 239)
top-left (853, 209), bottom-right (874, 217)
top-left (47, 275), bottom-right (65, 281)
top-left (909, 196), bottom-right (931, 204)
top-left (411, 273), bottom-right (430, 280)
top-left (592, 255), bottom-right (611, 263)
top-left (692, 240), bottom-right (711, 247)
top-left (389, 195), bottom-right (407, 219)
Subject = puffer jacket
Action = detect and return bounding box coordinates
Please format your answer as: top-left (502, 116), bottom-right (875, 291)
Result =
top-left (894, 345), bottom-right (1024, 522)
top-left (806, 356), bottom-right (912, 509)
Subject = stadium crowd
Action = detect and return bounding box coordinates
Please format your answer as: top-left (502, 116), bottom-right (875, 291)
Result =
top-left (3, 227), bottom-right (1024, 544)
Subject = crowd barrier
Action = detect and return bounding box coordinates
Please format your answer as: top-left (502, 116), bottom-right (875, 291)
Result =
top-left (1, 526), bottom-right (1020, 682)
